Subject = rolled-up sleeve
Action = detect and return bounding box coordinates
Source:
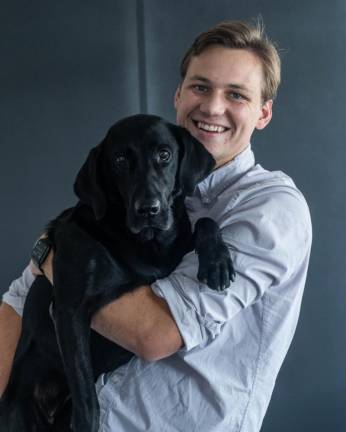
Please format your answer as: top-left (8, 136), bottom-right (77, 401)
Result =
top-left (2, 265), bottom-right (36, 316)
top-left (152, 186), bottom-right (312, 352)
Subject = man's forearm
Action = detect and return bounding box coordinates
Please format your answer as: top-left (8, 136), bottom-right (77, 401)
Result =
top-left (0, 302), bottom-right (22, 396)
top-left (40, 254), bottom-right (183, 361)
top-left (91, 285), bottom-right (183, 361)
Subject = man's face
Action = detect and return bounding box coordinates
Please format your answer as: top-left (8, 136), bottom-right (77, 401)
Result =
top-left (174, 46), bottom-right (273, 167)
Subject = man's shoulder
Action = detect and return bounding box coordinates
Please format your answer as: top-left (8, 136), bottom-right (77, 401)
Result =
top-left (233, 163), bottom-right (307, 205)
top-left (241, 163), bottom-right (296, 189)
top-left (219, 163), bottom-right (311, 232)
top-left (221, 164), bottom-right (312, 260)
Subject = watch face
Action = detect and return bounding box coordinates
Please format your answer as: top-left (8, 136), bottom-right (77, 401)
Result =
top-left (31, 238), bottom-right (51, 270)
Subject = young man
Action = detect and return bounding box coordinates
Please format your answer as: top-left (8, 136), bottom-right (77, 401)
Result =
top-left (0, 20), bottom-right (312, 431)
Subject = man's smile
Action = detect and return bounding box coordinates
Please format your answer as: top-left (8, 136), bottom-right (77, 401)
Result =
top-left (192, 119), bottom-right (231, 134)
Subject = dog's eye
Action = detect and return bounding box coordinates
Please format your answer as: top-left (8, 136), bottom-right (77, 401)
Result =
top-left (158, 149), bottom-right (171, 162)
top-left (114, 155), bottom-right (128, 170)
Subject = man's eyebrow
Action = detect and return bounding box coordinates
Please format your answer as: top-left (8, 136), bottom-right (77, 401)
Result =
top-left (187, 75), bottom-right (251, 92)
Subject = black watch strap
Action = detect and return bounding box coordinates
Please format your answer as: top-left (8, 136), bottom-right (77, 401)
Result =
top-left (31, 238), bottom-right (52, 271)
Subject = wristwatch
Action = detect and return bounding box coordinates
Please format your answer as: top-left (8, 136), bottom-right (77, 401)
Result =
top-left (31, 238), bottom-right (52, 271)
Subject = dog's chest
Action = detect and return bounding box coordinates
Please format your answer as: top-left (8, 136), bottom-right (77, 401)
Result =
top-left (112, 239), bottom-right (182, 281)
top-left (73, 206), bottom-right (188, 280)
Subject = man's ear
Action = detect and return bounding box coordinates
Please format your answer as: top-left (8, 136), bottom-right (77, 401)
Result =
top-left (73, 139), bottom-right (108, 220)
top-left (170, 125), bottom-right (215, 196)
top-left (256, 99), bottom-right (273, 130)
top-left (174, 85), bottom-right (182, 110)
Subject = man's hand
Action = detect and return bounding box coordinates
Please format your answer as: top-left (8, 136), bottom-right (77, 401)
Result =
top-left (29, 235), bottom-right (54, 284)
top-left (0, 302), bottom-right (22, 396)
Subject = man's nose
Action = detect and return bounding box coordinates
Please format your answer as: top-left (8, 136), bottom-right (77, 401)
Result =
top-left (200, 92), bottom-right (226, 116)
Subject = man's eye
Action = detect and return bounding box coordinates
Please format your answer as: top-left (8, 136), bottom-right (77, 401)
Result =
top-left (230, 92), bottom-right (244, 101)
top-left (193, 84), bottom-right (208, 93)
top-left (158, 149), bottom-right (171, 162)
top-left (114, 155), bottom-right (128, 169)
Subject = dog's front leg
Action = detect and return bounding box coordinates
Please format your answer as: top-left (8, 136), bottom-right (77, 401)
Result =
top-left (49, 222), bottom-right (121, 432)
top-left (53, 304), bottom-right (98, 432)
top-left (193, 217), bottom-right (236, 291)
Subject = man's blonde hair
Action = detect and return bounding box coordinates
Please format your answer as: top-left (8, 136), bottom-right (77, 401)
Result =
top-left (180, 19), bottom-right (281, 102)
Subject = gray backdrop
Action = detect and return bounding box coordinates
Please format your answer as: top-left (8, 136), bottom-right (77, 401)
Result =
top-left (1, 1), bottom-right (345, 431)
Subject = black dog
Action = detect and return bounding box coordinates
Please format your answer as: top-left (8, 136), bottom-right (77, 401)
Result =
top-left (0, 115), bottom-right (235, 431)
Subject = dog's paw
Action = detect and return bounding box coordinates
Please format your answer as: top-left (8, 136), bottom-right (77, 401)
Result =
top-left (197, 243), bottom-right (235, 292)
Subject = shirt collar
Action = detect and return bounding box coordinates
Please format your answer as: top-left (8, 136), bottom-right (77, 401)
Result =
top-left (195, 144), bottom-right (255, 203)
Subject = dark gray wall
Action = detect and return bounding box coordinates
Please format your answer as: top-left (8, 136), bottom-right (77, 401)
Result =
top-left (1, 1), bottom-right (345, 431)
top-left (0, 0), bottom-right (140, 278)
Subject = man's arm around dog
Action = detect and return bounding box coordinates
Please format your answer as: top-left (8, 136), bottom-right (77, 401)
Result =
top-left (0, 258), bottom-right (183, 398)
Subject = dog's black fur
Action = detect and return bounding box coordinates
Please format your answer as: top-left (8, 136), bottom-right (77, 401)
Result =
top-left (0, 115), bottom-right (235, 431)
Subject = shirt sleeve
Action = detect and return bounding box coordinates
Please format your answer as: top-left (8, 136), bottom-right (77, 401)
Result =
top-left (151, 186), bottom-right (312, 352)
top-left (2, 265), bottom-right (36, 316)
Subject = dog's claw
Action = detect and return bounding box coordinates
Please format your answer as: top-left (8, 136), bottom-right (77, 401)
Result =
top-left (197, 247), bottom-right (235, 292)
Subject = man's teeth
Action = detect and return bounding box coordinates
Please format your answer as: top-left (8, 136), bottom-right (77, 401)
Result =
top-left (197, 121), bottom-right (226, 133)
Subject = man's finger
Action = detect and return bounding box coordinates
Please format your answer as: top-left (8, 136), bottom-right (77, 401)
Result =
top-left (29, 260), bottom-right (43, 276)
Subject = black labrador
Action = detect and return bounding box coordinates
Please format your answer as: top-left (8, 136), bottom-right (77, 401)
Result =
top-left (0, 115), bottom-right (235, 432)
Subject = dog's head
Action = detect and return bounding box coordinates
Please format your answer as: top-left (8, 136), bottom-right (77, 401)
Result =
top-left (74, 115), bottom-right (215, 240)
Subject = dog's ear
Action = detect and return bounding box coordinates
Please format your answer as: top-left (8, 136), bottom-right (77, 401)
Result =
top-left (171, 125), bottom-right (216, 195)
top-left (73, 140), bottom-right (107, 220)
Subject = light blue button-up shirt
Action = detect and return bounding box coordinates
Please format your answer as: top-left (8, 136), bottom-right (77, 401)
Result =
top-left (3, 145), bottom-right (312, 431)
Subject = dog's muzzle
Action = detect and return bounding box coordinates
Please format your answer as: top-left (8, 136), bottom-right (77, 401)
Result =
top-left (134, 199), bottom-right (161, 217)
top-left (127, 197), bottom-right (173, 240)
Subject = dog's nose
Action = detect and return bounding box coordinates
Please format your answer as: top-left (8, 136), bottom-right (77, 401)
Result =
top-left (135, 199), bottom-right (161, 216)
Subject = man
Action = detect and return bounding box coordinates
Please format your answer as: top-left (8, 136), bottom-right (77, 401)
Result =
top-left (0, 20), bottom-right (312, 431)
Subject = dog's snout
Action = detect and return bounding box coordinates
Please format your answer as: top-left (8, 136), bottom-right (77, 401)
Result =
top-left (135, 199), bottom-right (161, 217)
